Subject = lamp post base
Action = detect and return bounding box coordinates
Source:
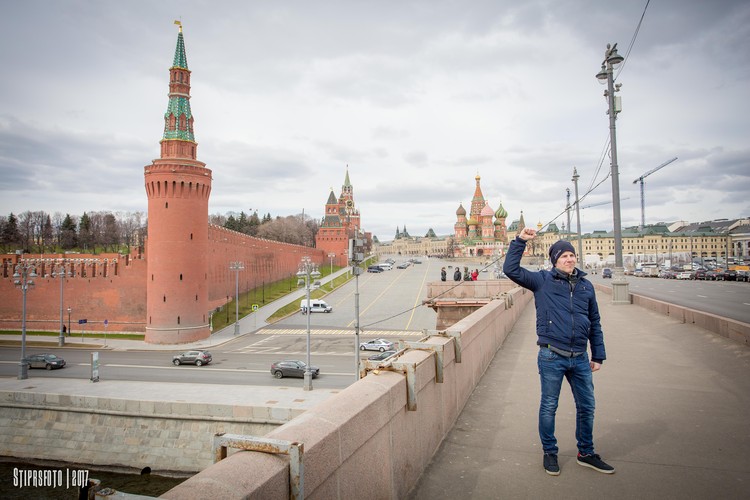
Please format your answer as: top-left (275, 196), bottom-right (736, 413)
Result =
top-left (18, 362), bottom-right (29, 380)
top-left (234, 323), bottom-right (240, 336)
top-left (58, 335), bottom-right (65, 347)
top-left (611, 267), bottom-right (630, 305)
top-left (303, 371), bottom-right (313, 391)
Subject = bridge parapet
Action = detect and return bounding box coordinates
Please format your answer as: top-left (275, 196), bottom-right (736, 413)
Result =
top-left (424, 279), bottom-right (518, 329)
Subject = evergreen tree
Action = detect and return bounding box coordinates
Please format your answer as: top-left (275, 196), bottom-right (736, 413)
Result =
top-left (248, 211), bottom-right (261, 235)
top-left (42, 215), bottom-right (54, 251)
top-left (60, 214), bottom-right (77, 250)
top-left (1, 212), bottom-right (21, 251)
top-left (78, 212), bottom-right (92, 251)
top-left (224, 214), bottom-right (238, 231)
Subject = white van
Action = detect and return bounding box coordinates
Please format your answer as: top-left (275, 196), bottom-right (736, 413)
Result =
top-left (377, 262), bottom-right (393, 271)
top-left (300, 299), bottom-right (333, 314)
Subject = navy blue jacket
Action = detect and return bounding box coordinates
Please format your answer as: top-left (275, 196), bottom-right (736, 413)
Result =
top-left (503, 236), bottom-right (606, 363)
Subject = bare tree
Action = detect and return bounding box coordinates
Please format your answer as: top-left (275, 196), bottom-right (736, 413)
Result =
top-left (256, 214), bottom-right (316, 246)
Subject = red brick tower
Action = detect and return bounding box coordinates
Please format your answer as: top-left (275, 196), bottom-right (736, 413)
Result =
top-left (316, 167), bottom-right (361, 266)
top-left (143, 23), bottom-right (212, 344)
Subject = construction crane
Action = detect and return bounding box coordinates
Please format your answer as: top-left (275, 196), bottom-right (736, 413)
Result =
top-left (580, 198), bottom-right (630, 210)
top-left (633, 157), bottom-right (678, 231)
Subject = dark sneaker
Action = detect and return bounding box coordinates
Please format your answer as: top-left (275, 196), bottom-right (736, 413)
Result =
top-left (577, 453), bottom-right (615, 474)
top-left (543, 453), bottom-right (560, 476)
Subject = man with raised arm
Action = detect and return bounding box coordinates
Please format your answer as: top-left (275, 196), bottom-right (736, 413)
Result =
top-left (503, 227), bottom-right (615, 476)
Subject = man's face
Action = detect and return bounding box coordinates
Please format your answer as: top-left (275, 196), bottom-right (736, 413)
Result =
top-left (555, 251), bottom-right (577, 274)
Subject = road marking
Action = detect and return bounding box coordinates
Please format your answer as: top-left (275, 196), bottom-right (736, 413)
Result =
top-left (697, 295), bottom-right (707, 298)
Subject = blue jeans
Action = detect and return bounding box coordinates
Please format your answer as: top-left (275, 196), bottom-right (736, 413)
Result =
top-left (537, 346), bottom-right (596, 455)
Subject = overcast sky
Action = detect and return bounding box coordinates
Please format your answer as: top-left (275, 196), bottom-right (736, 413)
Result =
top-left (1, 0), bottom-right (748, 241)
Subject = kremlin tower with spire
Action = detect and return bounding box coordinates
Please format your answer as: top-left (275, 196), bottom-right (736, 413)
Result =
top-left (143, 22), bottom-right (212, 343)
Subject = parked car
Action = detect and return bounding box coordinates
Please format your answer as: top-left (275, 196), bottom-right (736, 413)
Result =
top-left (602, 268), bottom-right (613, 279)
top-left (396, 262), bottom-right (410, 269)
top-left (22, 353), bottom-right (66, 370)
top-left (359, 338), bottom-right (396, 352)
top-left (676, 271), bottom-right (693, 280)
top-left (722, 269), bottom-right (738, 281)
top-left (367, 265), bottom-right (383, 273)
top-left (270, 360), bottom-right (319, 379)
top-left (691, 269), bottom-right (707, 280)
top-left (736, 270), bottom-right (749, 282)
top-left (172, 350), bottom-right (212, 366)
top-left (705, 270), bottom-right (719, 281)
top-left (368, 350), bottom-right (397, 361)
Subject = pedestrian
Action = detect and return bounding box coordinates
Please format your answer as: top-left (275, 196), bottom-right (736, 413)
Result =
top-left (471, 269), bottom-right (479, 281)
top-left (463, 266), bottom-right (471, 281)
top-left (441, 267), bottom-right (447, 281)
top-left (503, 227), bottom-right (614, 476)
top-left (453, 267), bottom-right (462, 281)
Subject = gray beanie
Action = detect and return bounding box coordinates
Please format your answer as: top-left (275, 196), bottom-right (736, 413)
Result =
top-left (549, 240), bottom-right (576, 266)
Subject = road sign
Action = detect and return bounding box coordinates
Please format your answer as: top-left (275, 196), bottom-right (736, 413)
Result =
top-left (104, 319), bottom-right (108, 326)
top-left (252, 304), bottom-right (259, 311)
top-left (78, 319), bottom-right (87, 324)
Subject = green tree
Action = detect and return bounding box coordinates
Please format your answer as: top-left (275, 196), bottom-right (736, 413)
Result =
top-left (60, 214), bottom-right (77, 250)
top-left (78, 212), bottom-right (92, 251)
top-left (42, 214), bottom-right (54, 252)
top-left (1, 212), bottom-right (21, 252)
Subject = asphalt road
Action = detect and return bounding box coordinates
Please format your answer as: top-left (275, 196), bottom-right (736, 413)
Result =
top-left (587, 272), bottom-right (750, 324)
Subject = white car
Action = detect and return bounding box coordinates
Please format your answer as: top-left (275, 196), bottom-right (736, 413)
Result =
top-left (359, 339), bottom-right (396, 352)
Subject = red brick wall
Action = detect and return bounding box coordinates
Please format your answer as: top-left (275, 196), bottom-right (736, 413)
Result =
top-left (0, 230), bottom-right (326, 338)
top-left (0, 253), bottom-right (147, 333)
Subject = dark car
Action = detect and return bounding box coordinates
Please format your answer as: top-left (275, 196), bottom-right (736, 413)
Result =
top-left (705, 270), bottom-right (719, 281)
top-left (367, 265), bottom-right (383, 273)
top-left (736, 270), bottom-right (749, 282)
top-left (396, 262), bottom-right (410, 269)
top-left (270, 360), bottom-right (319, 379)
top-left (172, 350), bottom-right (212, 366)
top-left (368, 350), bottom-right (396, 361)
top-left (722, 269), bottom-right (738, 281)
top-left (602, 268), bottom-right (613, 279)
top-left (691, 269), bottom-right (707, 280)
top-left (23, 353), bottom-right (65, 370)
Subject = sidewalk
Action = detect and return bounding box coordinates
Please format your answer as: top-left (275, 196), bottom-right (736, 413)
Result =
top-left (410, 296), bottom-right (750, 499)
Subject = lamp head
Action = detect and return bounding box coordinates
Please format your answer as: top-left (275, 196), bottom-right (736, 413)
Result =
top-left (607, 45), bottom-right (624, 68)
top-left (596, 64), bottom-right (608, 83)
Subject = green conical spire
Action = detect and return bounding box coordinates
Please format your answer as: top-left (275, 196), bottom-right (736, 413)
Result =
top-left (344, 166), bottom-right (351, 187)
top-left (172, 25), bottom-right (188, 69)
top-left (162, 23), bottom-right (195, 142)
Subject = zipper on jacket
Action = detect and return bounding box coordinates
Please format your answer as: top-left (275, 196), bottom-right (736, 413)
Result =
top-left (568, 280), bottom-right (577, 351)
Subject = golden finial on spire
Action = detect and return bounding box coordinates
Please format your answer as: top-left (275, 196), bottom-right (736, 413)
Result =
top-left (174, 20), bottom-right (183, 33)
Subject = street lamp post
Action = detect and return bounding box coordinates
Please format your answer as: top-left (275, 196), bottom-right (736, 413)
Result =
top-left (53, 260), bottom-right (69, 347)
top-left (566, 188), bottom-right (572, 242)
top-left (328, 253), bottom-right (336, 290)
top-left (572, 167), bottom-right (583, 263)
top-left (297, 256), bottom-right (320, 391)
top-left (13, 262), bottom-right (37, 380)
top-left (229, 262), bottom-right (244, 335)
top-left (67, 307), bottom-right (71, 337)
top-left (597, 42), bottom-right (629, 303)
